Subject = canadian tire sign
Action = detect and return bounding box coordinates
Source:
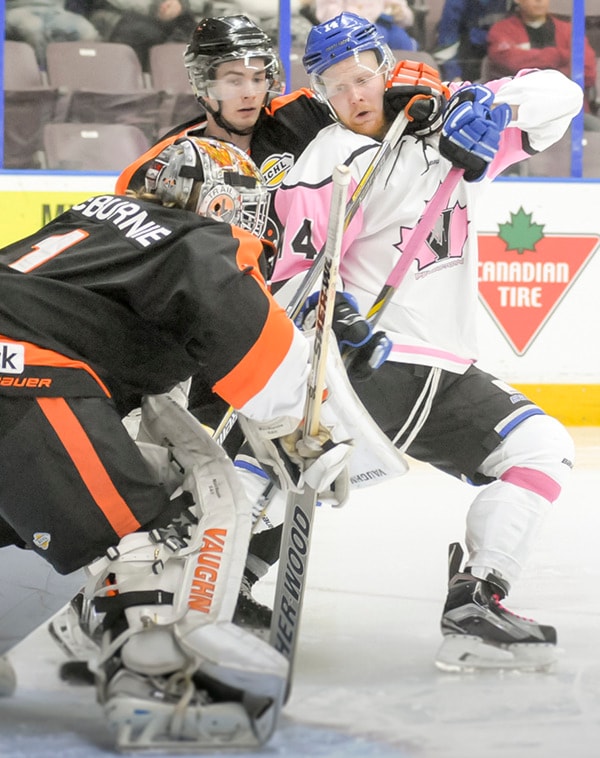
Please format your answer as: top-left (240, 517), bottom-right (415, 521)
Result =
top-left (478, 207), bottom-right (599, 355)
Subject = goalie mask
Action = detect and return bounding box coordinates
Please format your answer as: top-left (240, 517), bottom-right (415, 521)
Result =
top-left (145, 137), bottom-right (269, 238)
top-left (184, 15), bottom-right (284, 135)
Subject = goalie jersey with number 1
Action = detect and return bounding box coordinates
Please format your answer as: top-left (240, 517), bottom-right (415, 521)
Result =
top-left (0, 137), bottom-right (347, 750)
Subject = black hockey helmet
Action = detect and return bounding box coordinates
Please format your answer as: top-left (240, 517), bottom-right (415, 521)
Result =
top-left (184, 15), bottom-right (284, 104)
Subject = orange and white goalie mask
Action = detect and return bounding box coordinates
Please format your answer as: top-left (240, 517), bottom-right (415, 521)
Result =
top-left (145, 136), bottom-right (270, 239)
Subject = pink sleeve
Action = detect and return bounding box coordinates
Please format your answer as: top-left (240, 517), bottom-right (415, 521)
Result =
top-left (485, 72), bottom-right (538, 177)
top-left (272, 177), bottom-right (363, 285)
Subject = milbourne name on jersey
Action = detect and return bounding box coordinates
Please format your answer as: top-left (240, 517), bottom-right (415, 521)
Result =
top-left (71, 195), bottom-right (174, 248)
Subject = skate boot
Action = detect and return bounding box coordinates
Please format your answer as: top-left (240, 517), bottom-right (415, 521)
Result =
top-left (435, 543), bottom-right (557, 672)
top-left (233, 569), bottom-right (272, 639)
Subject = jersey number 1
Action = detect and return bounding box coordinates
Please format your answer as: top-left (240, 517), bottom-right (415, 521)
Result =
top-left (9, 229), bottom-right (89, 273)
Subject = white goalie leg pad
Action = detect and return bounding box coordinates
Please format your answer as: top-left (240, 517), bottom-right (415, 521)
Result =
top-left (135, 391), bottom-right (256, 623)
top-left (102, 621), bottom-right (287, 750)
top-left (466, 414), bottom-right (575, 587)
top-left (81, 395), bottom-right (287, 748)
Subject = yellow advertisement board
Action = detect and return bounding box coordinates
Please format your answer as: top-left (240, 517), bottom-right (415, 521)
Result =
top-left (0, 192), bottom-right (101, 247)
top-left (0, 175), bottom-right (116, 247)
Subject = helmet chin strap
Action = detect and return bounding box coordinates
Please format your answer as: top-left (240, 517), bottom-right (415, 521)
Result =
top-left (202, 99), bottom-right (256, 137)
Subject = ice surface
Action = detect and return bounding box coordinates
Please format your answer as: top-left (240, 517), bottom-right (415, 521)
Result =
top-left (1, 428), bottom-right (599, 758)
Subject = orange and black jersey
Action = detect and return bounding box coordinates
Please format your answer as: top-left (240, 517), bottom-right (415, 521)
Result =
top-left (0, 195), bottom-right (307, 419)
top-left (115, 89), bottom-right (333, 249)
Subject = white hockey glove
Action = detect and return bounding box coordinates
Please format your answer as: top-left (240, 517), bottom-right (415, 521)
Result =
top-left (238, 412), bottom-right (353, 507)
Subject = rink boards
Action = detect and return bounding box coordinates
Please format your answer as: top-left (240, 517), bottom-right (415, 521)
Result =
top-left (0, 173), bottom-right (598, 424)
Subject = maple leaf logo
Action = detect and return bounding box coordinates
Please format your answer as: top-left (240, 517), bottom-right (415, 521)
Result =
top-left (497, 207), bottom-right (545, 254)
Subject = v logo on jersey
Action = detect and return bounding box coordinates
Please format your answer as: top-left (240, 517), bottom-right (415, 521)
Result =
top-left (394, 200), bottom-right (469, 273)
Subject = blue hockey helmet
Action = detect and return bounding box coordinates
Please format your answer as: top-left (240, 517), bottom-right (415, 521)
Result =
top-left (303, 12), bottom-right (394, 78)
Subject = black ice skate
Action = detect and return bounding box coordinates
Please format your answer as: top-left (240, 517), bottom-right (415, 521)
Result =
top-left (435, 543), bottom-right (557, 672)
top-left (233, 570), bottom-right (272, 640)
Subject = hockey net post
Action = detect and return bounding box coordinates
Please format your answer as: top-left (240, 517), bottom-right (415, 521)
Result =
top-left (269, 164), bottom-right (351, 700)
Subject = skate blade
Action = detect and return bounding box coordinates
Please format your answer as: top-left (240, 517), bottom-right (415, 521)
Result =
top-left (434, 634), bottom-right (558, 673)
top-left (106, 694), bottom-right (264, 753)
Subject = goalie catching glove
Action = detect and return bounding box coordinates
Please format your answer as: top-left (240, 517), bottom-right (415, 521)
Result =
top-left (384, 59), bottom-right (450, 136)
top-left (296, 290), bottom-right (391, 381)
top-left (439, 84), bottom-right (512, 181)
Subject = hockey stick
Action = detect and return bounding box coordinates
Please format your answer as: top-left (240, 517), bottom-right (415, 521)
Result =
top-left (269, 164), bottom-right (351, 701)
top-left (341, 167), bottom-right (463, 374)
top-left (211, 110), bottom-right (410, 445)
top-left (284, 109), bottom-right (410, 322)
top-left (364, 167), bottom-right (463, 328)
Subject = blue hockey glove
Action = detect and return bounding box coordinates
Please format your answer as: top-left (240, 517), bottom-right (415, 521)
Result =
top-left (296, 291), bottom-right (391, 380)
top-left (439, 84), bottom-right (512, 182)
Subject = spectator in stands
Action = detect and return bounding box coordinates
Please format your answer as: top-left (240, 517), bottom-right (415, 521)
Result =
top-left (433, 0), bottom-right (513, 81)
top-left (487, 0), bottom-right (599, 129)
top-left (88, 1), bottom-right (205, 71)
top-left (314, 0), bottom-right (419, 50)
top-left (230, 0), bottom-right (314, 45)
top-left (6, 0), bottom-right (100, 68)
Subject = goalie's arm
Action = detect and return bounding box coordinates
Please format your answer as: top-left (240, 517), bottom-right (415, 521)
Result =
top-left (178, 224), bottom-right (312, 431)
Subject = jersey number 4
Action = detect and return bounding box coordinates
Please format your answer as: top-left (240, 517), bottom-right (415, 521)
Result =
top-left (289, 218), bottom-right (318, 261)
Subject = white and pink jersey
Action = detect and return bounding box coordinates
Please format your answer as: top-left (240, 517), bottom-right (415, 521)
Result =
top-left (273, 69), bottom-right (582, 374)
